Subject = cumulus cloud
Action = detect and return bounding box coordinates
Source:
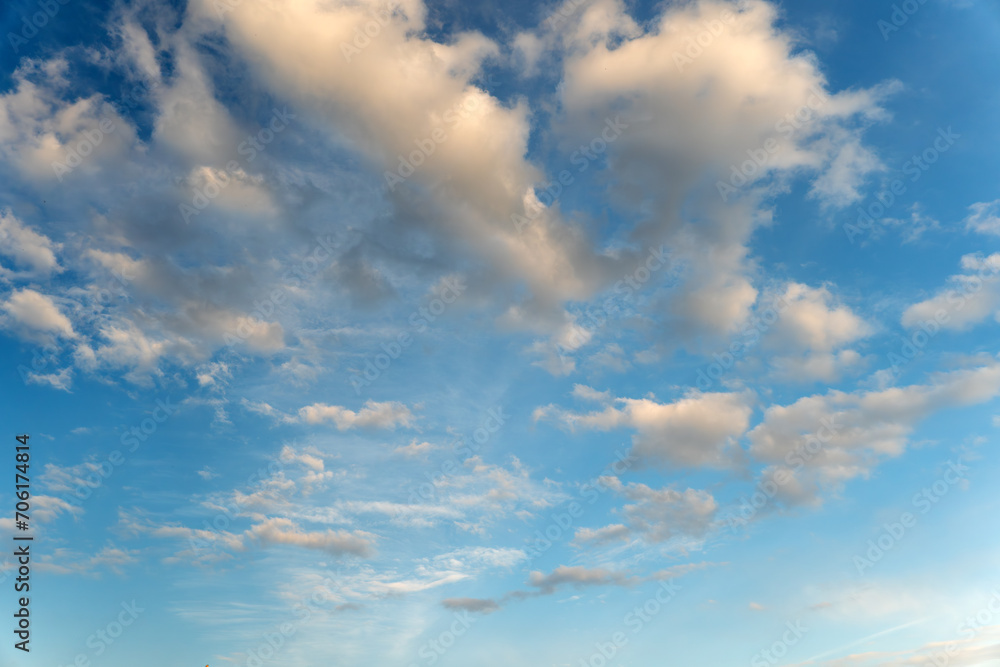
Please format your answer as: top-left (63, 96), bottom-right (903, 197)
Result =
top-left (242, 399), bottom-right (417, 430)
top-left (192, 0), bottom-right (607, 314)
top-left (902, 253), bottom-right (1000, 332)
top-left (1, 288), bottom-right (76, 339)
top-left (249, 517), bottom-right (375, 557)
top-left (297, 400), bottom-right (416, 429)
top-left (546, 0), bottom-right (896, 341)
top-left (763, 282), bottom-right (871, 381)
top-left (766, 283), bottom-right (871, 353)
top-left (0, 59), bottom-right (140, 183)
top-left (747, 361), bottom-right (1000, 506)
top-left (575, 477), bottom-right (718, 546)
top-left (0, 0), bottom-right (898, 386)
top-left (534, 388), bottom-right (754, 468)
top-left (0, 209), bottom-right (61, 277)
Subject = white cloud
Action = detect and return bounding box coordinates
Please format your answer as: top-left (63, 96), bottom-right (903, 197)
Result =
top-left (535, 389), bottom-right (754, 468)
top-left (766, 283), bottom-right (871, 353)
top-left (32, 494), bottom-right (83, 522)
top-left (571, 384), bottom-right (612, 403)
top-left (575, 477), bottom-right (718, 545)
top-left (1, 288), bottom-right (76, 338)
top-left (249, 517), bottom-right (375, 557)
top-left (393, 440), bottom-right (439, 457)
top-left (762, 282), bottom-right (871, 381)
top-left (0, 209), bottom-right (61, 277)
top-left (23, 366), bottom-right (74, 391)
top-left (748, 361), bottom-right (1000, 505)
top-left (280, 445), bottom-right (325, 471)
top-left (123, 511), bottom-right (375, 559)
top-left (297, 400), bottom-right (416, 430)
top-left (965, 199), bottom-right (1000, 236)
top-left (902, 253), bottom-right (1000, 331)
top-left (546, 0), bottom-right (896, 340)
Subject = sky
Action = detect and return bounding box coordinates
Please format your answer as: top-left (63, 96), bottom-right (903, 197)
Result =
top-left (1, 0), bottom-right (1000, 665)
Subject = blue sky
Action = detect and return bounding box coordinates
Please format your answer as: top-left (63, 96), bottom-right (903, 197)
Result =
top-left (2, 0), bottom-right (1000, 665)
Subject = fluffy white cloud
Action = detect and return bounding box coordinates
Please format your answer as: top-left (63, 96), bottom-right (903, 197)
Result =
top-left (747, 361), bottom-right (1000, 505)
top-left (1, 288), bottom-right (76, 338)
top-left (297, 400), bottom-right (416, 429)
top-left (535, 388), bottom-right (754, 467)
top-left (766, 283), bottom-right (871, 353)
top-left (902, 253), bottom-right (1000, 331)
top-left (242, 399), bottom-right (416, 429)
top-left (548, 0), bottom-right (895, 340)
top-left (392, 440), bottom-right (439, 457)
top-left (190, 0), bottom-right (605, 313)
top-left (249, 517), bottom-right (375, 557)
top-left (763, 282), bottom-right (871, 381)
top-left (0, 209), bottom-right (61, 277)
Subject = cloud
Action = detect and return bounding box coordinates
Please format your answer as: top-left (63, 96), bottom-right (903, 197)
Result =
top-left (760, 282), bottom-right (871, 382)
top-left (527, 565), bottom-right (633, 593)
top-left (249, 517), bottom-right (375, 557)
top-left (122, 509), bottom-right (375, 560)
top-left (35, 544), bottom-right (139, 577)
top-left (297, 400), bottom-right (416, 429)
top-left (965, 199), bottom-right (1000, 236)
top-left (455, 561), bottom-right (719, 616)
top-left (441, 597), bottom-right (500, 614)
top-left (40, 461), bottom-right (104, 496)
top-left (572, 523), bottom-right (631, 546)
top-left (243, 399), bottom-right (417, 430)
top-left (543, 0), bottom-right (895, 341)
top-left (901, 253), bottom-right (1000, 332)
top-left (23, 366), bottom-right (74, 391)
top-left (571, 384), bottom-right (612, 402)
top-left (193, 0), bottom-right (606, 315)
top-left (503, 561), bottom-right (718, 601)
top-left (747, 361), bottom-right (1000, 506)
top-left (575, 477), bottom-right (718, 546)
top-left (766, 283), bottom-right (871, 353)
top-left (0, 0), bottom-right (897, 387)
top-left (32, 494), bottom-right (83, 522)
top-left (1, 288), bottom-right (76, 339)
top-left (789, 623), bottom-right (1000, 667)
top-left (0, 209), bottom-right (61, 277)
top-left (0, 59), bottom-right (140, 183)
top-left (393, 439), bottom-right (439, 457)
top-left (280, 445), bottom-right (325, 471)
top-left (535, 389), bottom-right (754, 468)
top-left (332, 501), bottom-right (462, 529)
